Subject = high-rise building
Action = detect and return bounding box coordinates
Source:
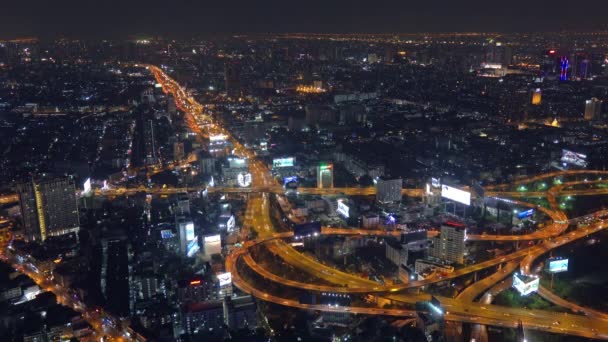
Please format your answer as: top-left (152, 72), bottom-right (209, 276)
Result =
top-left (177, 218), bottom-right (196, 257)
top-left (167, 95), bottom-right (177, 115)
top-left (317, 164), bottom-right (334, 189)
top-left (530, 88), bottom-right (542, 105)
top-left (16, 177), bottom-right (80, 242)
top-left (224, 61), bottom-right (241, 98)
top-left (173, 142), bottom-right (185, 162)
top-left (428, 222), bottom-right (466, 264)
top-left (584, 97), bottom-right (603, 121)
top-left (376, 178), bottom-right (402, 203)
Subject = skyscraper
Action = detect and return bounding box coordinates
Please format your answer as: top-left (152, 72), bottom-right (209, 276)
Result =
top-left (428, 222), bottom-right (466, 264)
top-left (16, 177), bottom-right (80, 242)
top-left (224, 61), bottom-right (241, 98)
top-left (584, 97), bottom-right (603, 121)
top-left (376, 178), bottom-right (402, 203)
top-left (317, 164), bottom-right (334, 189)
top-left (530, 88), bottom-right (542, 105)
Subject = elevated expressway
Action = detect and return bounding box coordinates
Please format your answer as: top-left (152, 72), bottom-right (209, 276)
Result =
top-left (130, 67), bottom-right (608, 339)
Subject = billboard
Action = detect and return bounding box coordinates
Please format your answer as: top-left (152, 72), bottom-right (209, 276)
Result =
top-left (204, 234), bottom-right (222, 255)
top-left (517, 209), bottom-right (534, 219)
top-left (237, 172), bottom-right (252, 187)
top-left (227, 215), bottom-right (236, 232)
top-left (160, 229), bottom-right (174, 239)
top-left (431, 178), bottom-right (441, 188)
top-left (561, 149), bottom-right (588, 168)
top-left (217, 272), bottom-right (232, 287)
top-left (441, 185), bottom-right (471, 206)
top-left (273, 157), bottom-right (295, 168)
top-left (185, 223), bottom-right (195, 241)
top-left (283, 176), bottom-right (298, 187)
top-left (547, 258), bottom-right (569, 273)
top-left (83, 178), bottom-right (92, 194)
top-left (186, 238), bottom-right (200, 257)
top-left (513, 273), bottom-right (539, 296)
top-left (337, 200), bottom-right (349, 218)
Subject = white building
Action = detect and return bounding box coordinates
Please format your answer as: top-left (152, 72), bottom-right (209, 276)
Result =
top-left (428, 223), bottom-right (466, 264)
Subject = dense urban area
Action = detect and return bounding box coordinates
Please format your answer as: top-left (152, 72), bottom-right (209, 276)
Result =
top-left (1, 32), bottom-right (608, 342)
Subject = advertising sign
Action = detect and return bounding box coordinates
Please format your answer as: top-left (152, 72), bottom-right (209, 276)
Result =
top-left (237, 172), bottom-right (252, 187)
top-left (160, 229), bottom-right (174, 239)
top-left (273, 157), bottom-right (295, 168)
top-left (227, 215), bottom-right (236, 232)
top-left (337, 200), bottom-right (349, 218)
top-left (441, 185), bottom-right (471, 206)
top-left (186, 238), bottom-right (200, 257)
top-left (283, 176), bottom-right (298, 187)
top-left (185, 223), bottom-right (195, 241)
top-left (547, 258), bottom-right (569, 273)
top-left (218, 272), bottom-right (232, 287)
top-left (83, 178), bottom-right (92, 194)
top-left (431, 178), bottom-right (441, 188)
top-left (561, 149), bottom-right (588, 168)
top-left (517, 209), bottom-right (534, 219)
top-left (513, 273), bottom-right (539, 296)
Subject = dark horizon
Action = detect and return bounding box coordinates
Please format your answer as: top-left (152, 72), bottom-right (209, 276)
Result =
top-left (2, 0), bottom-right (608, 40)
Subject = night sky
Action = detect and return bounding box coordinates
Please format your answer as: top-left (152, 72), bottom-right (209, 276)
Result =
top-left (2, 0), bottom-right (608, 39)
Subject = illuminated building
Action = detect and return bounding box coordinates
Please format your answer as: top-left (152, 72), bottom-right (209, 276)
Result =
top-left (530, 88), bottom-right (542, 105)
top-left (16, 177), bottom-right (80, 242)
top-left (428, 222), bottom-right (466, 264)
top-left (560, 56), bottom-right (569, 81)
top-left (584, 97), bottom-right (602, 121)
top-left (317, 163), bottom-right (334, 189)
top-left (177, 218), bottom-right (196, 257)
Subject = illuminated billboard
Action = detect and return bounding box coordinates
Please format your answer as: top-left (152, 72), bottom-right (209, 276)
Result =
top-left (186, 238), bottom-right (200, 257)
top-left (227, 215), bottom-right (236, 232)
top-left (431, 178), bottom-right (441, 188)
top-left (218, 272), bottom-right (232, 287)
top-left (204, 234), bottom-right (222, 256)
top-left (547, 258), bottom-right (569, 273)
top-left (83, 178), bottom-right (92, 194)
top-left (337, 200), bottom-right (349, 218)
top-left (283, 176), bottom-right (298, 187)
top-left (513, 273), bottom-right (539, 296)
top-left (160, 229), bottom-right (174, 239)
top-left (561, 149), bottom-right (588, 168)
top-left (185, 223), bottom-right (195, 241)
top-left (517, 209), bottom-right (534, 219)
top-left (237, 172), bottom-right (252, 187)
top-left (441, 185), bottom-right (471, 206)
top-left (273, 157), bottom-right (295, 168)
top-left (426, 183), bottom-right (432, 195)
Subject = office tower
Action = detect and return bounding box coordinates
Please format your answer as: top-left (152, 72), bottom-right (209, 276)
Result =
top-left (376, 178), bottom-right (402, 203)
top-left (428, 222), bottom-right (466, 264)
top-left (224, 61), bottom-right (241, 98)
top-left (173, 142), bottom-right (185, 162)
top-left (144, 119), bottom-right (157, 165)
top-left (16, 177), bottom-right (80, 242)
top-left (177, 219), bottom-right (196, 257)
top-left (584, 97), bottom-right (602, 121)
top-left (223, 295), bottom-right (258, 330)
top-left (167, 95), bottom-right (177, 115)
top-left (317, 164), bottom-right (334, 189)
top-left (530, 88), bottom-right (542, 105)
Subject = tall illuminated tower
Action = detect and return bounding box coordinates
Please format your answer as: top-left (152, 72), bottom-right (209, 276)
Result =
top-left (16, 177), bottom-right (80, 242)
top-left (584, 98), bottom-right (603, 121)
top-left (317, 164), bottom-right (334, 189)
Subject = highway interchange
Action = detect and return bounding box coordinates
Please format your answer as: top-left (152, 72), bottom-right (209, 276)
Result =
top-left (144, 65), bottom-right (608, 340)
top-left (3, 64), bottom-right (608, 341)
